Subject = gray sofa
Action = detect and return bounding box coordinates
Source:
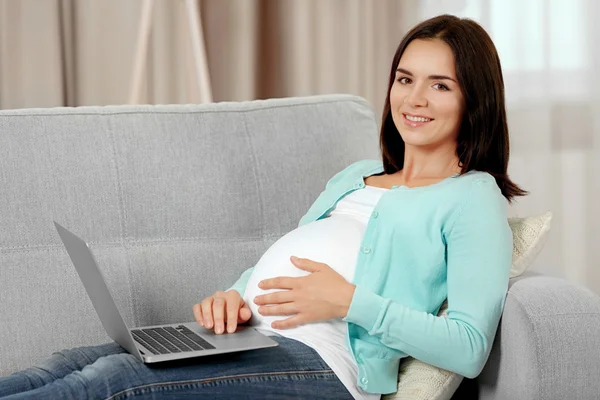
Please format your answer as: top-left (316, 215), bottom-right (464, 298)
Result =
top-left (1, 94), bottom-right (599, 399)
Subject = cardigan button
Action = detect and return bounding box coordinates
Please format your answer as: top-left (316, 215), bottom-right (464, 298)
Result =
top-left (362, 246), bottom-right (371, 254)
top-left (371, 211), bottom-right (379, 219)
top-left (361, 377), bottom-right (369, 385)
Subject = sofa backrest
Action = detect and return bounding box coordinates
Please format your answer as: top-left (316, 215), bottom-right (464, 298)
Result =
top-left (0, 94), bottom-right (380, 375)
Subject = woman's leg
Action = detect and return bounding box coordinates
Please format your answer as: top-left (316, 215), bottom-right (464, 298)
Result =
top-left (0, 336), bottom-right (353, 400)
top-left (0, 342), bottom-right (125, 397)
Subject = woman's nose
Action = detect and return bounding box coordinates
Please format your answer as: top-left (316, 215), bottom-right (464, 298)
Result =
top-left (404, 86), bottom-right (428, 107)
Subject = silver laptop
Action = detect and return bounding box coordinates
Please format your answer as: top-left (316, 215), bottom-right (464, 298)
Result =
top-left (53, 221), bottom-right (278, 363)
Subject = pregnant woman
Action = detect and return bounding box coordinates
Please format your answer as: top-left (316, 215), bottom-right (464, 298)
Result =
top-left (0, 14), bottom-right (526, 400)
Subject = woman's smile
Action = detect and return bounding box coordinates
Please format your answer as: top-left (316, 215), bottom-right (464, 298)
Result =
top-left (402, 112), bottom-right (434, 128)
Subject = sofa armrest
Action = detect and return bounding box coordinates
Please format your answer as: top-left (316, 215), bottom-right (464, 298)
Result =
top-left (477, 271), bottom-right (600, 400)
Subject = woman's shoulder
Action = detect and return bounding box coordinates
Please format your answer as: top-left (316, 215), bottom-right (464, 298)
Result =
top-left (449, 170), bottom-right (508, 220)
top-left (443, 170), bottom-right (507, 219)
top-left (457, 169), bottom-right (495, 183)
top-left (454, 170), bottom-right (502, 196)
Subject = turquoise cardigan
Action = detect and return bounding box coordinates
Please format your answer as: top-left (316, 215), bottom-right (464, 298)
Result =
top-left (228, 159), bottom-right (513, 394)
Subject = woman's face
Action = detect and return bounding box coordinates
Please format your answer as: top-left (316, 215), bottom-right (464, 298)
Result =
top-left (389, 38), bottom-right (465, 151)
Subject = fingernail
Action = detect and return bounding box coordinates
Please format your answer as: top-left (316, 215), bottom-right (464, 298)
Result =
top-left (291, 256), bottom-right (298, 261)
top-left (227, 326), bottom-right (235, 333)
top-left (216, 326), bottom-right (223, 334)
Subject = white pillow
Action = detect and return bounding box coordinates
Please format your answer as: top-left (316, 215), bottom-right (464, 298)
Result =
top-left (382, 211), bottom-right (553, 400)
top-left (508, 211), bottom-right (553, 277)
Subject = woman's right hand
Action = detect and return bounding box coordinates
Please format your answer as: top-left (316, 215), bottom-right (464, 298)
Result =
top-left (193, 290), bottom-right (252, 334)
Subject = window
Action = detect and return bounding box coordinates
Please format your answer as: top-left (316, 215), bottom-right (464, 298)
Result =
top-left (418, 0), bottom-right (590, 103)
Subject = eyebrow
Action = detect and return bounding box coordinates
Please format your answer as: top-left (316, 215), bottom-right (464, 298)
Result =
top-left (396, 67), bottom-right (457, 83)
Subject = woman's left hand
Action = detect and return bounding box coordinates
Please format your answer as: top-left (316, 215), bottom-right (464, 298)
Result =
top-left (253, 256), bottom-right (356, 329)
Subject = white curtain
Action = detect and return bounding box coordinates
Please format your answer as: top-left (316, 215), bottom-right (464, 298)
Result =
top-left (418, 0), bottom-right (600, 292)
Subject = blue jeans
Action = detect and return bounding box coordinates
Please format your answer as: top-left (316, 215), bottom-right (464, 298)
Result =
top-left (0, 336), bottom-right (353, 399)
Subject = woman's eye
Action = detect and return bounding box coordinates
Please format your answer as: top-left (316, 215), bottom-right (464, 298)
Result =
top-left (397, 76), bottom-right (411, 84)
top-left (433, 83), bottom-right (449, 91)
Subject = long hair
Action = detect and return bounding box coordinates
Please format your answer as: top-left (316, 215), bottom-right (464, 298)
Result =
top-left (380, 14), bottom-right (527, 202)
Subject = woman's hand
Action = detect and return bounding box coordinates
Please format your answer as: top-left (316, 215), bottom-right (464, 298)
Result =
top-left (193, 290), bottom-right (252, 334)
top-left (253, 256), bottom-right (356, 329)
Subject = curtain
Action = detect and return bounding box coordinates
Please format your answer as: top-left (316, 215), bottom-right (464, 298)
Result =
top-left (0, 0), bottom-right (417, 113)
top-left (0, 0), bottom-right (598, 294)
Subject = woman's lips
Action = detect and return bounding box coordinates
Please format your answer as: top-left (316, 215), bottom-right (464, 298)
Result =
top-left (402, 113), bottom-right (434, 128)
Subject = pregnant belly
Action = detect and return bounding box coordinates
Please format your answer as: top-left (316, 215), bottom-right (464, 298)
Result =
top-left (244, 215), bottom-right (366, 332)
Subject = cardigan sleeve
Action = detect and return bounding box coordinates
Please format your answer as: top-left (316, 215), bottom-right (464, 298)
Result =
top-left (342, 179), bottom-right (513, 378)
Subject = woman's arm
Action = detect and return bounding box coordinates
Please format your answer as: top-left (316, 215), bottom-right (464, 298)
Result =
top-left (343, 179), bottom-right (513, 378)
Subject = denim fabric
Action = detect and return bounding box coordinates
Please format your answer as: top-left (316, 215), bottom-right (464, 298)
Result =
top-left (0, 336), bottom-right (353, 399)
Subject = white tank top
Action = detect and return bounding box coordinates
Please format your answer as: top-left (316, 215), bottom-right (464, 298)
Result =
top-left (244, 185), bottom-right (388, 400)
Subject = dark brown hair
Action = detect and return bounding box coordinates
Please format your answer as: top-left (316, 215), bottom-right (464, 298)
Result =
top-left (380, 14), bottom-right (527, 202)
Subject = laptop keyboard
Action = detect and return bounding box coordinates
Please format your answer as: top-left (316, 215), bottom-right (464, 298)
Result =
top-left (131, 325), bottom-right (216, 355)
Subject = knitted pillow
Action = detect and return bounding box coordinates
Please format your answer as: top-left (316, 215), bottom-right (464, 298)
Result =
top-left (381, 211), bottom-right (553, 400)
top-left (508, 211), bottom-right (553, 278)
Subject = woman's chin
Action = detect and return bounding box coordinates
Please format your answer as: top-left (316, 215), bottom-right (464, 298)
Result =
top-left (399, 135), bottom-right (434, 148)
top-left (400, 133), bottom-right (449, 150)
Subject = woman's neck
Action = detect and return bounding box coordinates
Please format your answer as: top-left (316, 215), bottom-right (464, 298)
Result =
top-left (397, 144), bottom-right (461, 181)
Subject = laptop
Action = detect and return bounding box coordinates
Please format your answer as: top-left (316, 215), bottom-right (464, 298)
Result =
top-left (53, 221), bottom-right (279, 363)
